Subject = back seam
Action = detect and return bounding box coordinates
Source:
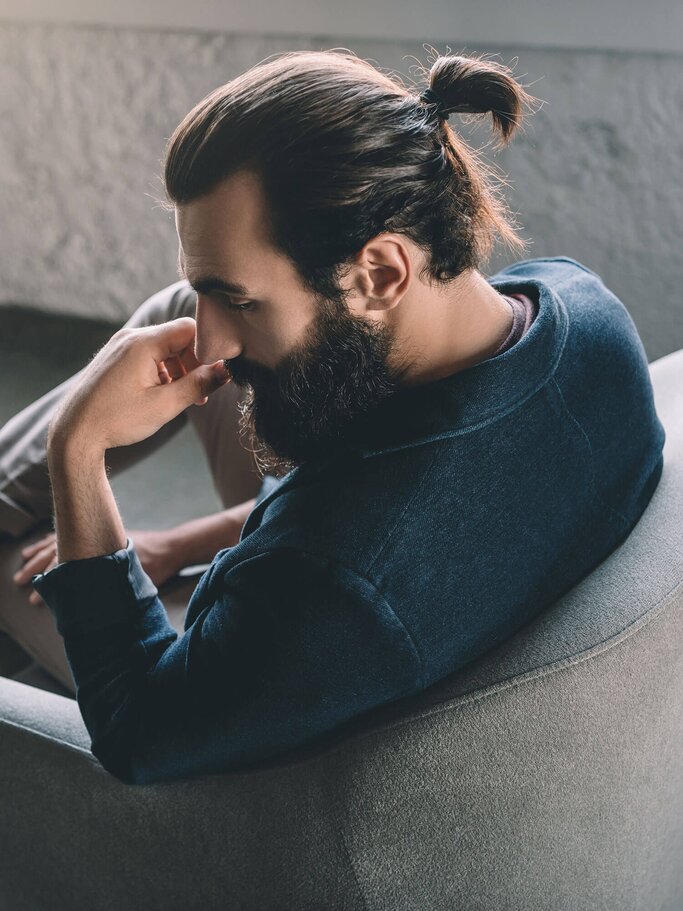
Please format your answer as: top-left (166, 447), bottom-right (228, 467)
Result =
top-left (548, 377), bottom-right (631, 530)
top-left (334, 577), bottom-right (682, 748)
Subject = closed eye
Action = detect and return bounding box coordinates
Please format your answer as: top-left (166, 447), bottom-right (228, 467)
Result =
top-left (224, 298), bottom-right (256, 313)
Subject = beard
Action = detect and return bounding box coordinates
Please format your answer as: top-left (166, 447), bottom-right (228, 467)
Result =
top-left (225, 294), bottom-right (413, 479)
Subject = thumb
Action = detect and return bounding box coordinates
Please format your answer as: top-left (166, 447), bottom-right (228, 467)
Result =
top-left (183, 360), bottom-right (232, 406)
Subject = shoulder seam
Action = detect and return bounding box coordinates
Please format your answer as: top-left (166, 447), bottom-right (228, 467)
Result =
top-left (548, 378), bottom-right (631, 530)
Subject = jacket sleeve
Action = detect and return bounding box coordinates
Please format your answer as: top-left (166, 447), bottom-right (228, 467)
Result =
top-left (31, 540), bottom-right (422, 785)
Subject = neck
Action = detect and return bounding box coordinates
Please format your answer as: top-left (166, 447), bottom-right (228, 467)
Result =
top-left (394, 268), bottom-right (515, 387)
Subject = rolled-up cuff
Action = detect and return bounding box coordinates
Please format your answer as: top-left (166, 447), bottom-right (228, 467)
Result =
top-left (31, 538), bottom-right (159, 636)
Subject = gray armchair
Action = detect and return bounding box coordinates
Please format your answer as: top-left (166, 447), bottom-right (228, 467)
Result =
top-left (1, 348), bottom-right (681, 911)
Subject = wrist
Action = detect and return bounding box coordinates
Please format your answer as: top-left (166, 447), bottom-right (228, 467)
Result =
top-left (163, 527), bottom-right (185, 576)
top-left (47, 421), bottom-right (106, 468)
top-left (45, 424), bottom-right (127, 563)
top-left (166, 523), bottom-right (207, 570)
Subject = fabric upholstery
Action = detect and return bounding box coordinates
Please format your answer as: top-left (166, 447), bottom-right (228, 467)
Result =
top-left (26, 257), bottom-right (668, 785)
top-left (0, 348), bottom-right (680, 910)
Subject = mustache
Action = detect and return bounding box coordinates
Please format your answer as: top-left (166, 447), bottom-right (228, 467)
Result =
top-left (223, 357), bottom-right (265, 386)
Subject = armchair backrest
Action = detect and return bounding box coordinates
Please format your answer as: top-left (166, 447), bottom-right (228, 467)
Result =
top-left (1, 350), bottom-right (680, 911)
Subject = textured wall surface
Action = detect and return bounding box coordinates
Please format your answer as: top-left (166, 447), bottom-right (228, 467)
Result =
top-left (3, 0), bottom-right (682, 53)
top-left (0, 21), bottom-right (681, 360)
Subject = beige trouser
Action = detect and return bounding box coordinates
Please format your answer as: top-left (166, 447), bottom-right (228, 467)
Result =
top-left (0, 280), bottom-right (265, 695)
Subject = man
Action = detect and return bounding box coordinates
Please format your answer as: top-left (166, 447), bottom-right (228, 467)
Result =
top-left (1, 51), bottom-right (667, 784)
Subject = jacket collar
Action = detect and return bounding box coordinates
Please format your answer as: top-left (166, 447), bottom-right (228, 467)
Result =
top-left (348, 275), bottom-right (568, 457)
top-left (240, 274), bottom-right (568, 535)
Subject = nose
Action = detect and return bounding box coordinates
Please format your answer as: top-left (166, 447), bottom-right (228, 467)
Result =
top-left (194, 294), bottom-right (243, 365)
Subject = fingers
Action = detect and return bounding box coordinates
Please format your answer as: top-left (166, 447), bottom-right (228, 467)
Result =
top-left (13, 544), bottom-right (57, 586)
top-left (155, 360), bottom-right (230, 410)
top-left (176, 345), bottom-right (202, 374)
top-left (148, 317), bottom-right (198, 359)
top-left (190, 362), bottom-right (231, 403)
top-left (21, 533), bottom-right (55, 559)
top-left (15, 537), bottom-right (58, 607)
top-left (28, 582), bottom-right (51, 606)
top-left (163, 347), bottom-right (199, 380)
top-left (158, 345), bottom-right (199, 386)
top-left (167, 349), bottom-right (220, 407)
top-left (28, 555), bottom-right (55, 603)
top-left (159, 355), bottom-right (186, 383)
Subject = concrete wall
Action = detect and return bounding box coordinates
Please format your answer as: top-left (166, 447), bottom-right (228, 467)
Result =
top-left (0, 20), bottom-right (681, 360)
top-left (1, 0), bottom-right (682, 54)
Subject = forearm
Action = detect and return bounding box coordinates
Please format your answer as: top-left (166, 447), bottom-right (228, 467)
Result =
top-left (169, 497), bottom-right (258, 567)
top-left (47, 430), bottom-right (127, 563)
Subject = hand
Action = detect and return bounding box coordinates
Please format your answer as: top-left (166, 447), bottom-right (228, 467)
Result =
top-left (47, 318), bottom-right (232, 455)
top-left (13, 528), bottom-right (184, 606)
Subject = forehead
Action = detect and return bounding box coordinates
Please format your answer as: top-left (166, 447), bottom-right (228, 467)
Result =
top-left (174, 170), bottom-right (272, 276)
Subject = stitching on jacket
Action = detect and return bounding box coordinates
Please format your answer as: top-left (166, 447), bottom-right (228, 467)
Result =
top-left (217, 545), bottom-right (426, 691)
top-left (321, 576), bottom-right (683, 752)
top-left (548, 377), bottom-right (631, 530)
top-left (183, 578), bottom-right (681, 784)
top-left (360, 293), bottom-right (570, 459)
top-left (357, 375), bottom-right (554, 456)
top-left (365, 447), bottom-right (439, 581)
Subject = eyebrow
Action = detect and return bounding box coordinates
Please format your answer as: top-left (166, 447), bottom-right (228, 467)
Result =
top-left (177, 251), bottom-right (251, 297)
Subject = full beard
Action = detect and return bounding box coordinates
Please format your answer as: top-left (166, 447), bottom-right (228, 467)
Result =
top-left (232, 297), bottom-right (412, 479)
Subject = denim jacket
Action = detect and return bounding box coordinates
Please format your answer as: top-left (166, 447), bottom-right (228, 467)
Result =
top-left (33, 257), bottom-right (666, 785)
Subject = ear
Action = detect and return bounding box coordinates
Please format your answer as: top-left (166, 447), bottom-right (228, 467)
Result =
top-left (350, 233), bottom-right (412, 313)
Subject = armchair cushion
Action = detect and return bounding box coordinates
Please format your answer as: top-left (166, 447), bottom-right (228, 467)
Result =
top-left (0, 347), bottom-right (681, 911)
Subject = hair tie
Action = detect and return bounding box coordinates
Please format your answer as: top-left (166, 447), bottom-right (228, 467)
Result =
top-left (420, 87), bottom-right (449, 121)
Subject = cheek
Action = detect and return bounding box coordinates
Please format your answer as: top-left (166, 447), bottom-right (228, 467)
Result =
top-left (245, 314), bottom-right (292, 367)
top-left (274, 306), bottom-right (320, 355)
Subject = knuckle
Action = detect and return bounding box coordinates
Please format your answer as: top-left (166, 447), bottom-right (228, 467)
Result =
top-left (113, 327), bottom-right (139, 346)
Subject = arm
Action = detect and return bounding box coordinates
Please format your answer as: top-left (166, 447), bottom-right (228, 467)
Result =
top-left (167, 498), bottom-right (257, 567)
top-left (33, 420), bottom-right (421, 784)
top-left (33, 535), bottom-right (423, 785)
top-left (14, 498), bottom-right (259, 604)
top-left (47, 427), bottom-right (126, 563)
top-left (44, 433), bottom-right (260, 567)
top-left (36, 315), bottom-right (233, 567)
top-left (30, 318), bottom-right (422, 783)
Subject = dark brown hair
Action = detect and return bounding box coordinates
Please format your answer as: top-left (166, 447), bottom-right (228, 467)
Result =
top-left (162, 47), bottom-right (542, 305)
